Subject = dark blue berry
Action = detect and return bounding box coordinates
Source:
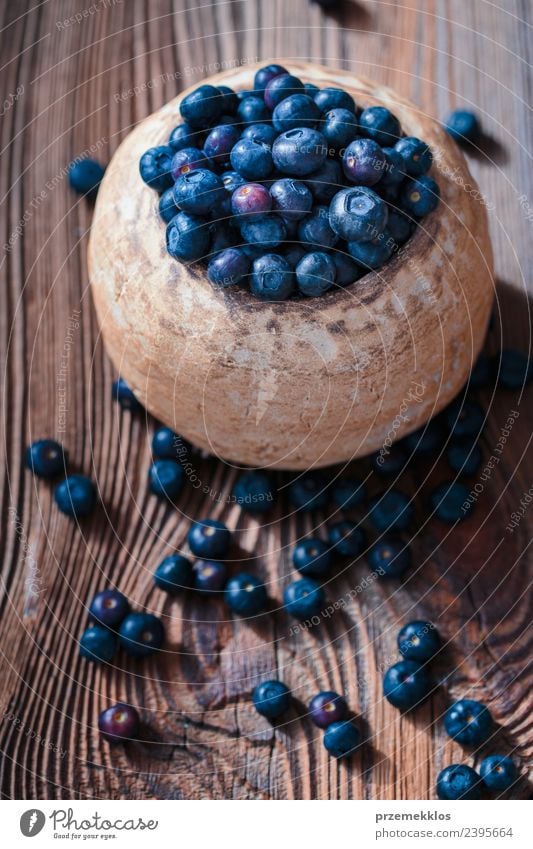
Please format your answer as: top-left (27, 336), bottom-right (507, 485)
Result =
top-left (193, 559), bottom-right (228, 594)
top-left (444, 699), bottom-right (493, 747)
top-left (368, 536), bottom-right (411, 578)
top-left (330, 250), bottom-right (364, 286)
top-left (323, 720), bottom-right (361, 758)
top-left (445, 399), bottom-right (486, 438)
top-left (231, 182), bottom-right (272, 218)
top-left (179, 84), bottom-right (223, 129)
top-left (447, 439), bottom-right (483, 476)
top-left (283, 577), bottom-right (325, 619)
top-left (118, 612), bottom-right (165, 657)
top-left (358, 106), bottom-right (401, 145)
top-left (369, 489), bottom-right (413, 532)
top-left (328, 520), bottom-right (366, 558)
top-left (188, 519), bottom-right (231, 559)
top-left (272, 128), bottom-right (328, 176)
top-left (166, 211), bottom-right (210, 261)
top-left (479, 755), bottom-right (517, 791)
top-left (225, 573), bottom-right (268, 615)
top-left (321, 108), bottom-right (358, 149)
top-left (305, 158), bottom-right (343, 203)
top-left (139, 146), bottom-right (174, 191)
top-left (158, 188), bottom-right (178, 223)
top-left (233, 470), bottom-right (275, 513)
top-left (230, 138), bottom-right (273, 180)
top-left (298, 206), bottom-right (338, 249)
top-left (444, 109), bottom-right (480, 144)
top-left (314, 87), bottom-right (356, 115)
top-left (371, 444), bottom-right (408, 477)
top-left (54, 475), bottom-right (96, 518)
top-left (217, 85), bottom-right (239, 114)
top-left (264, 74), bottom-right (305, 110)
top-left (152, 426), bottom-right (189, 462)
top-left (251, 254), bottom-right (294, 300)
top-left (222, 169), bottom-right (246, 194)
top-left (148, 459), bottom-right (184, 499)
top-left (241, 123), bottom-right (278, 146)
top-left (112, 377), bottom-right (142, 411)
top-left (437, 764), bottom-right (482, 800)
top-left (402, 417), bottom-right (446, 455)
top-left (207, 247), bottom-right (251, 287)
top-left (68, 158), bottom-right (105, 197)
top-left (342, 138), bottom-right (387, 186)
top-left (394, 136), bottom-right (433, 176)
top-left (296, 251), bottom-right (336, 296)
top-left (469, 354), bottom-right (493, 389)
top-left (292, 538), bottom-right (332, 577)
top-left (380, 147), bottom-right (406, 188)
top-left (331, 477), bottom-right (367, 508)
top-left (304, 82), bottom-right (320, 96)
top-left (383, 660), bottom-right (431, 711)
top-left (386, 209), bottom-right (412, 243)
top-left (329, 186), bottom-right (388, 242)
top-left (154, 554), bottom-right (193, 594)
top-left (169, 122), bottom-right (201, 152)
top-left (79, 626), bottom-right (116, 663)
top-left (430, 480), bottom-right (470, 523)
top-left (173, 168), bottom-right (225, 216)
top-left (170, 146), bottom-right (209, 179)
top-left (288, 473), bottom-right (329, 511)
top-left (348, 231), bottom-right (395, 269)
top-left (241, 215), bottom-right (286, 248)
top-left (254, 64), bottom-right (289, 93)
top-left (401, 176), bottom-right (440, 216)
top-left (252, 679), bottom-right (291, 718)
top-left (98, 703), bottom-right (140, 743)
top-left (309, 691), bottom-right (348, 728)
top-left (237, 95), bottom-right (271, 125)
top-left (203, 125), bottom-right (240, 168)
top-left (285, 244), bottom-right (307, 267)
top-left (270, 178), bottom-right (313, 219)
top-left (496, 348), bottom-right (532, 389)
top-left (398, 620), bottom-right (440, 662)
top-left (25, 439), bottom-right (67, 478)
top-left (272, 94), bottom-right (320, 132)
top-left (89, 590), bottom-right (130, 629)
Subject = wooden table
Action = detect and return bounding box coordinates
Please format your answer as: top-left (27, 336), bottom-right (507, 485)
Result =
top-left (1, 0), bottom-right (531, 800)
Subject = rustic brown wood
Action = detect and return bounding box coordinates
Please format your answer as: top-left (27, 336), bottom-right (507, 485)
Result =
top-left (0, 0), bottom-right (532, 800)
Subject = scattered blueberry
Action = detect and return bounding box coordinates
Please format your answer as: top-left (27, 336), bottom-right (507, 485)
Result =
top-left (154, 554), bottom-right (193, 594)
top-left (252, 679), bottom-right (291, 718)
top-left (328, 520), bottom-right (366, 559)
top-left (331, 476), bottom-right (367, 508)
top-left (188, 518), bottom-right (231, 559)
top-left (479, 754), bottom-right (518, 792)
top-left (369, 489), bottom-right (414, 532)
top-left (98, 703), bottom-right (140, 744)
top-left (68, 157), bottom-right (105, 198)
top-left (193, 559), bottom-right (228, 595)
top-left (148, 459), bottom-right (184, 499)
top-left (89, 590), bottom-right (130, 630)
top-left (430, 480), bottom-right (470, 523)
top-left (371, 445), bottom-right (407, 477)
top-left (54, 475), bottom-right (96, 518)
top-left (309, 691), bottom-right (348, 728)
top-left (225, 573), bottom-right (268, 615)
top-left (118, 612), bottom-right (165, 657)
top-left (25, 439), bottom-right (67, 478)
top-left (79, 626), bottom-right (116, 663)
top-left (444, 699), bottom-right (493, 747)
top-left (397, 620), bottom-right (440, 662)
top-left (283, 577), bottom-right (325, 619)
top-left (368, 536), bottom-right (412, 579)
top-left (436, 764), bottom-right (482, 800)
top-left (403, 418), bottom-right (446, 455)
top-left (112, 377), bottom-right (142, 411)
top-left (447, 439), bottom-right (483, 476)
top-left (292, 538), bottom-right (332, 577)
top-left (496, 348), bottom-right (532, 389)
top-left (288, 473), bottom-right (329, 511)
top-left (152, 426), bottom-right (188, 462)
top-left (383, 660), bottom-right (431, 711)
top-left (444, 109), bottom-right (481, 144)
top-left (469, 354), bottom-right (493, 389)
top-left (233, 469), bottom-right (275, 513)
top-left (323, 720), bottom-right (361, 758)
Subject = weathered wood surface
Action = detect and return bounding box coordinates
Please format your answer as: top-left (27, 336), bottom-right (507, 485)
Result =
top-left (0, 0), bottom-right (531, 800)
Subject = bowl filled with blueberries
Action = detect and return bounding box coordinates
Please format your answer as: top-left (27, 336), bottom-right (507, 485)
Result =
top-left (89, 61), bottom-right (494, 469)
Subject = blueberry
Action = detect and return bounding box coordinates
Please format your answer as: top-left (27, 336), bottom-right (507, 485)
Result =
top-left (288, 473), bottom-right (329, 510)
top-left (98, 703), bottom-right (140, 744)
top-left (264, 74), bottom-right (305, 110)
top-left (401, 176), bottom-right (440, 217)
top-left (231, 182), bottom-right (272, 218)
top-left (230, 138), bottom-right (273, 180)
top-left (479, 755), bottom-right (518, 792)
top-left (252, 680), bottom-right (291, 718)
top-left (193, 559), bottom-right (228, 594)
top-left (358, 106), bottom-right (401, 146)
top-left (209, 220), bottom-right (237, 251)
top-left (118, 612), bottom-right (165, 657)
top-left (436, 764), bottom-right (482, 800)
top-left (496, 348), bottom-right (532, 389)
top-left (151, 426), bottom-right (189, 462)
top-left (305, 158), bottom-right (343, 204)
top-left (251, 254), bottom-right (295, 300)
top-left (292, 538), bottom-right (332, 577)
top-left (241, 123), bottom-right (278, 146)
top-left (380, 147), bottom-right (406, 188)
top-left (179, 84), bottom-right (223, 129)
top-left (207, 247), bottom-right (251, 288)
top-left (314, 87), bottom-right (356, 115)
top-left (25, 439), bottom-right (67, 478)
top-left (166, 211), bottom-right (210, 261)
top-left (304, 82), bottom-right (320, 96)
top-left (270, 178), bottom-right (313, 219)
top-left (398, 620), bottom-right (440, 662)
top-left (296, 251), bottom-right (336, 296)
top-left (158, 188), bottom-right (178, 223)
top-left (154, 554), bottom-right (193, 594)
top-left (469, 354), bottom-right (493, 389)
top-left (348, 231), bottom-right (395, 269)
top-left (222, 169), bottom-right (246, 194)
top-left (331, 476), bottom-right (367, 508)
top-left (272, 94), bottom-right (320, 132)
top-left (386, 209), bottom-right (412, 243)
top-left (445, 398), bottom-right (485, 438)
top-left (342, 138), bottom-right (387, 186)
top-left (298, 206), bottom-right (338, 249)
top-left (368, 535), bottom-right (411, 578)
top-left (402, 417), bottom-right (446, 455)
top-left (112, 377), bottom-right (142, 411)
top-left (148, 459), bottom-right (184, 499)
top-left (444, 109), bottom-right (480, 144)
top-left (321, 108), bottom-right (358, 149)
top-left (237, 95), bottom-right (271, 125)
top-left (89, 590), bottom-right (130, 629)
top-left (272, 128), bottom-right (328, 176)
top-left (329, 187), bottom-right (388, 242)
top-left (283, 577), bottom-right (325, 619)
top-left (169, 122), bottom-right (201, 152)
top-left (383, 660), bottom-right (431, 710)
top-left (371, 444), bottom-right (408, 477)
top-left (233, 470), bottom-right (275, 513)
top-left (309, 691), bottom-right (348, 728)
top-left (217, 85), bottom-right (239, 114)
top-left (203, 125), bottom-right (240, 168)
top-left (394, 136), bottom-right (433, 176)
top-left (254, 63), bottom-right (289, 94)
top-left (284, 244), bottom-right (307, 268)
top-left (173, 169), bottom-right (225, 216)
top-left (79, 626), bottom-right (116, 663)
top-left (447, 439), bottom-right (483, 476)
top-left (68, 157), bottom-right (105, 197)
top-left (225, 573), bottom-right (268, 615)
top-left (430, 480), bottom-right (470, 523)
top-left (188, 518), bottom-right (231, 559)
top-left (139, 146), bottom-right (174, 191)
top-left (323, 720), bottom-right (361, 758)
top-left (54, 475), bottom-right (96, 518)
top-left (444, 699), bottom-right (493, 747)
top-left (369, 489), bottom-right (413, 532)
top-left (328, 520), bottom-right (366, 558)
top-left (330, 250), bottom-right (365, 286)
top-left (170, 146), bottom-right (209, 179)
top-left (241, 215), bottom-right (286, 249)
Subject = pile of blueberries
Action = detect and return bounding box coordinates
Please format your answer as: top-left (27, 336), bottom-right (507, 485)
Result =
top-left (139, 64), bottom-right (440, 299)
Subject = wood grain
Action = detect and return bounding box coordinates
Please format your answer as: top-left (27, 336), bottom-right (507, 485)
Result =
top-left (0, 0), bottom-right (532, 800)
